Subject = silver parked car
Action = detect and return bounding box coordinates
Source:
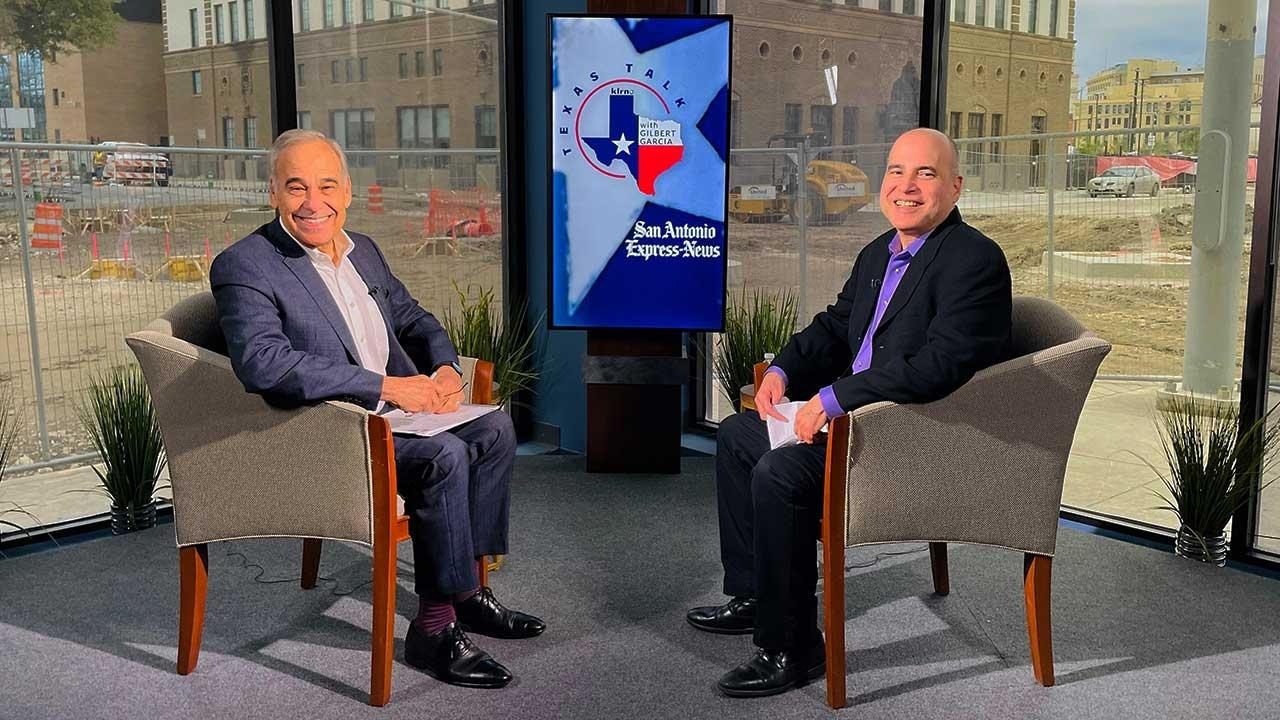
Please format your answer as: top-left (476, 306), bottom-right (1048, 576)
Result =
top-left (1088, 165), bottom-right (1161, 197)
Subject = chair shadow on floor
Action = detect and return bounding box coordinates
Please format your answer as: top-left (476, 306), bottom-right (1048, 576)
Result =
top-left (0, 530), bottom-right (427, 704)
top-left (815, 534), bottom-right (1280, 707)
top-left (7, 460), bottom-right (1280, 712)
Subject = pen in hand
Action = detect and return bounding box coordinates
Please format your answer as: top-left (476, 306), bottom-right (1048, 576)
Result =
top-left (385, 382), bottom-right (469, 416)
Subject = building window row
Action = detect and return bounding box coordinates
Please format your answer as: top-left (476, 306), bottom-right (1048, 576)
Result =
top-left (949, 111), bottom-right (1004, 160)
top-left (399, 104), bottom-right (451, 168)
top-left (951, 0), bottom-right (1007, 30)
top-left (329, 57), bottom-right (369, 83)
top-left (333, 108), bottom-right (376, 166)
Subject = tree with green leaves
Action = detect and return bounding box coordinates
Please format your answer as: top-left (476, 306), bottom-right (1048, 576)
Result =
top-left (0, 0), bottom-right (119, 58)
top-left (1074, 138), bottom-right (1104, 157)
top-left (1177, 130), bottom-right (1201, 156)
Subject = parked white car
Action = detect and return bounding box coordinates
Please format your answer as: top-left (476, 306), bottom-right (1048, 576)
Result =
top-left (1088, 166), bottom-right (1161, 198)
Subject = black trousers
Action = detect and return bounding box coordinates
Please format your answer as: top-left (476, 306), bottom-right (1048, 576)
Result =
top-left (393, 410), bottom-right (515, 597)
top-left (716, 411), bottom-right (828, 651)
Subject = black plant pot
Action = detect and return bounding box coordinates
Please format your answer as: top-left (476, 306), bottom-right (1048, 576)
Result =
top-left (110, 501), bottom-right (156, 535)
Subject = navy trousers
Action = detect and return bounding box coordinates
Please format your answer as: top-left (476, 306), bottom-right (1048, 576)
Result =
top-left (393, 410), bottom-right (516, 597)
top-left (716, 411), bottom-right (828, 652)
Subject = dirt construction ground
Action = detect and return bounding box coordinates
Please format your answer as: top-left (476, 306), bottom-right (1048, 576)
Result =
top-left (0, 192), bottom-right (1244, 462)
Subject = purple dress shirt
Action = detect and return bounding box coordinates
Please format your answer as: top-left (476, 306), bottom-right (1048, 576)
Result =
top-left (765, 230), bottom-right (930, 419)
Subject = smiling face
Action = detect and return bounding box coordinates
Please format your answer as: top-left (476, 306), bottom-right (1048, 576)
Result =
top-left (878, 129), bottom-right (963, 243)
top-left (268, 139), bottom-right (352, 254)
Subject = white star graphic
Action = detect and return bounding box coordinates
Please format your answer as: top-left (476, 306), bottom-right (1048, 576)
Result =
top-left (612, 132), bottom-right (634, 155)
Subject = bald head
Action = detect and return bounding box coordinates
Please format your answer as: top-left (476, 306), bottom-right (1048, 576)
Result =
top-left (878, 128), bottom-right (965, 243)
top-left (896, 128), bottom-right (960, 177)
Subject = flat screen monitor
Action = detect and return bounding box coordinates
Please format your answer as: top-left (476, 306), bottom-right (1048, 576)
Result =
top-left (548, 14), bottom-right (732, 332)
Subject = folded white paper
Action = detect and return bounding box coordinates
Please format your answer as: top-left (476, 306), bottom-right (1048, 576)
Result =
top-left (765, 400), bottom-right (828, 450)
top-left (379, 403), bottom-right (501, 437)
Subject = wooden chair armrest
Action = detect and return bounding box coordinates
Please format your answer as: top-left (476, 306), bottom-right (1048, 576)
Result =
top-left (472, 358), bottom-right (496, 405)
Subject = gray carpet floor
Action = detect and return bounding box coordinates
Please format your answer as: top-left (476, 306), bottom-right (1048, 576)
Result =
top-left (4, 455), bottom-right (1280, 719)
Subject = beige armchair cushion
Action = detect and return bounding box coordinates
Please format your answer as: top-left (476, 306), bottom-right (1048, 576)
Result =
top-left (127, 291), bottom-right (494, 549)
top-left (837, 296), bottom-right (1111, 557)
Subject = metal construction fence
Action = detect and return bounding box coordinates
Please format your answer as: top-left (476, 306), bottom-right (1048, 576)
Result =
top-left (0, 142), bottom-right (504, 469)
top-left (708, 124), bottom-right (1258, 420)
top-left (0, 124), bottom-right (1260, 462)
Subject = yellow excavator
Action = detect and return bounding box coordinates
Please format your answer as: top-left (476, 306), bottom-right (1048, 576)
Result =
top-left (728, 133), bottom-right (872, 224)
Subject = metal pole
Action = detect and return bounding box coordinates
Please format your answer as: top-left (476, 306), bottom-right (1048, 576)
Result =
top-left (11, 148), bottom-right (51, 458)
top-left (1183, 0), bottom-right (1257, 396)
top-left (1130, 69), bottom-right (1141, 152)
top-left (1045, 136), bottom-right (1055, 300)
top-left (1138, 79), bottom-right (1148, 152)
top-left (796, 137), bottom-right (809, 318)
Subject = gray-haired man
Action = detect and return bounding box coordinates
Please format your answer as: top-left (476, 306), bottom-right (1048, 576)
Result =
top-left (211, 129), bottom-right (544, 689)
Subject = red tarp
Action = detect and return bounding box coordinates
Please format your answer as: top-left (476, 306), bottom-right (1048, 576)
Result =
top-left (1096, 155), bottom-right (1258, 182)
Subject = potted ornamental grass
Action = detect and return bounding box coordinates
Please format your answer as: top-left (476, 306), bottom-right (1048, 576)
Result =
top-left (714, 287), bottom-right (798, 412)
top-left (78, 366), bottom-right (167, 534)
top-left (1150, 393), bottom-right (1280, 566)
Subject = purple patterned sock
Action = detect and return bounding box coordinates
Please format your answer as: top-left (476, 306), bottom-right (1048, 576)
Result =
top-left (453, 587), bottom-right (480, 603)
top-left (414, 597), bottom-right (457, 635)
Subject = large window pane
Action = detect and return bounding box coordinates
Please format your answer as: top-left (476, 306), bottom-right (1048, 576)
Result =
top-left (950, 1), bottom-right (1267, 535)
top-left (287, 0), bottom-right (505, 342)
top-left (708, 0), bottom-right (924, 421)
top-left (0, 2), bottom-right (218, 532)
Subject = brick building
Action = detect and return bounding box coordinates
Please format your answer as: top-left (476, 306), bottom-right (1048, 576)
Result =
top-left (1070, 56), bottom-right (1266, 155)
top-left (729, 0), bottom-right (1075, 191)
top-left (161, 0), bottom-right (499, 187)
top-left (0, 0), bottom-right (168, 145)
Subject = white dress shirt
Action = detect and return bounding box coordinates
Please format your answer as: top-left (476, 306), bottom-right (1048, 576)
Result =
top-left (279, 220), bottom-right (390, 378)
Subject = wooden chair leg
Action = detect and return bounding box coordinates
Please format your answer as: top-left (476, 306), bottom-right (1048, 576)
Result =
top-left (929, 542), bottom-right (950, 596)
top-left (1023, 554), bottom-right (1054, 687)
top-left (177, 544), bottom-right (208, 675)
top-left (477, 556), bottom-right (489, 588)
top-left (301, 539), bottom-right (322, 590)
top-left (368, 414), bottom-right (399, 707)
top-left (370, 534), bottom-right (396, 707)
top-left (820, 415), bottom-right (851, 709)
top-left (822, 538), bottom-right (847, 709)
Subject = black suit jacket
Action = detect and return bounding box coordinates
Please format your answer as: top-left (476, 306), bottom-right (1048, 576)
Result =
top-left (773, 207), bottom-right (1012, 412)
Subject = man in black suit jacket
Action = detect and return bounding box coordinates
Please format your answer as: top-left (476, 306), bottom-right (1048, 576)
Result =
top-left (687, 128), bottom-right (1012, 698)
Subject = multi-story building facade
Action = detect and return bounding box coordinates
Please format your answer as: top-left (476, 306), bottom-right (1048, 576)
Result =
top-left (162, 0), bottom-right (499, 186)
top-left (944, 0), bottom-right (1076, 189)
top-left (0, 0), bottom-right (167, 144)
top-left (159, 0), bottom-right (1073, 191)
top-left (1070, 55), bottom-right (1265, 155)
top-left (729, 0), bottom-right (1074, 191)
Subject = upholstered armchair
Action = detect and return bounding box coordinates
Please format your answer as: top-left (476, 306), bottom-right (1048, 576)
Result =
top-left (753, 296), bottom-right (1110, 708)
top-left (125, 292), bottom-right (497, 707)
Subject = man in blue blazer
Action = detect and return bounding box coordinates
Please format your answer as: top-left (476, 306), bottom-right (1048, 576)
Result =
top-left (687, 128), bottom-right (1013, 698)
top-left (211, 129), bottom-right (543, 690)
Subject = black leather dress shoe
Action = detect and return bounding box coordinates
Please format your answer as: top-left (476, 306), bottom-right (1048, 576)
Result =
top-left (717, 637), bottom-right (826, 698)
top-left (686, 597), bottom-right (757, 635)
top-left (404, 622), bottom-right (512, 689)
top-left (456, 586), bottom-right (546, 639)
